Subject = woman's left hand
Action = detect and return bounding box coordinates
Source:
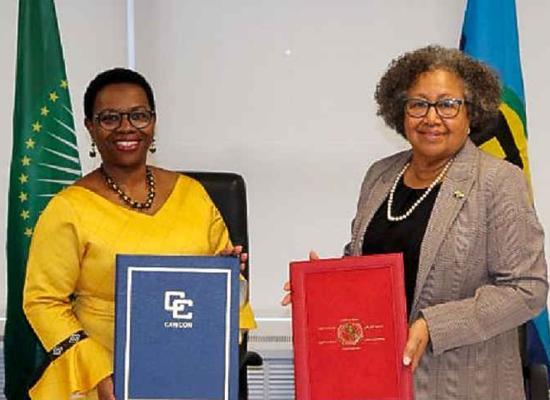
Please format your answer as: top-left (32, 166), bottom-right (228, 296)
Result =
top-left (219, 244), bottom-right (248, 271)
top-left (403, 317), bottom-right (430, 372)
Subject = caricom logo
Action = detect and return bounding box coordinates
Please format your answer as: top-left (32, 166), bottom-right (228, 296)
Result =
top-left (164, 291), bottom-right (194, 329)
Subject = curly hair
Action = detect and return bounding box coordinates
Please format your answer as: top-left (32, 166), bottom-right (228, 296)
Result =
top-left (374, 45), bottom-right (501, 137)
top-left (84, 68), bottom-right (155, 120)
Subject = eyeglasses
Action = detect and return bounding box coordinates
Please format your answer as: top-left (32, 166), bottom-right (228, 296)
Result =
top-left (403, 98), bottom-right (467, 119)
top-left (94, 109), bottom-right (156, 130)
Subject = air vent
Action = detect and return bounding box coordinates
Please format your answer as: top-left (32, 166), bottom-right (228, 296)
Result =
top-left (248, 357), bottom-right (295, 400)
top-left (249, 335), bottom-right (292, 343)
top-left (247, 317), bottom-right (295, 399)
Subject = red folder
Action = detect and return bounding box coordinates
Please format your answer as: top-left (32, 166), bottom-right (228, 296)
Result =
top-left (290, 254), bottom-right (412, 400)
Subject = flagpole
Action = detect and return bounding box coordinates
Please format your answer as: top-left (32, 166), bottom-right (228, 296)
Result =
top-left (126, 0), bottom-right (135, 69)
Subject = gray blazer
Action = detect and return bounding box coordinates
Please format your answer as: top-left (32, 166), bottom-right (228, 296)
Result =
top-left (347, 139), bottom-right (548, 399)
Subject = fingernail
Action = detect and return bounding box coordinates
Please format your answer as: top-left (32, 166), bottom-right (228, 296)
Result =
top-left (403, 356), bottom-right (411, 366)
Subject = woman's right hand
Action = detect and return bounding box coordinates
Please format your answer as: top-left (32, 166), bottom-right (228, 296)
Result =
top-left (281, 251), bottom-right (319, 306)
top-left (97, 375), bottom-right (115, 400)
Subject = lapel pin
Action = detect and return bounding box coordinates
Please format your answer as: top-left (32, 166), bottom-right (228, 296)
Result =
top-left (453, 190), bottom-right (465, 199)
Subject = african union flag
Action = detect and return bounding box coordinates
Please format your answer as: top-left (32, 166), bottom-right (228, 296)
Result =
top-left (460, 0), bottom-right (550, 377)
top-left (4, 0), bottom-right (81, 398)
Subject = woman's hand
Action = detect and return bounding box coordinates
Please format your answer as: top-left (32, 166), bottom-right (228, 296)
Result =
top-left (97, 375), bottom-right (115, 400)
top-left (281, 251), bottom-right (319, 306)
top-left (403, 317), bottom-right (430, 372)
top-left (219, 244), bottom-right (248, 272)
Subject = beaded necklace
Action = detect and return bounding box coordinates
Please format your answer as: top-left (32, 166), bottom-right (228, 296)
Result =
top-left (100, 165), bottom-right (156, 210)
top-left (386, 158), bottom-right (454, 222)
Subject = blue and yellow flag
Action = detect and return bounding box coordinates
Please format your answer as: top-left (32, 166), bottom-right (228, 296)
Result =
top-left (460, 0), bottom-right (550, 372)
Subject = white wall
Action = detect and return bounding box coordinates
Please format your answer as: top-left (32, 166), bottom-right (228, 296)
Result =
top-left (1, 0), bottom-right (549, 319)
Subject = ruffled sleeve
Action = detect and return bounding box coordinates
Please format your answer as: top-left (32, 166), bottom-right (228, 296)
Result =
top-left (28, 339), bottom-right (111, 399)
top-left (239, 280), bottom-right (257, 330)
top-left (23, 195), bottom-right (111, 399)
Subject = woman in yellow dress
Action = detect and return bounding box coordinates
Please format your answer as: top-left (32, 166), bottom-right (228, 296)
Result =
top-left (23, 68), bottom-right (256, 400)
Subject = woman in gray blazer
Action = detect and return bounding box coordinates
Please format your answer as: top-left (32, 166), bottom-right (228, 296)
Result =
top-left (284, 45), bottom-right (547, 399)
top-left (351, 45), bottom-right (547, 399)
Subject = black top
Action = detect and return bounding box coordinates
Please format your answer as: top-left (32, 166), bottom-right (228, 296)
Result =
top-left (362, 177), bottom-right (441, 316)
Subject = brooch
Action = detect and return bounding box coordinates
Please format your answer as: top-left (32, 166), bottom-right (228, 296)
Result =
top-left (453, 190), bottom-right (465, 199)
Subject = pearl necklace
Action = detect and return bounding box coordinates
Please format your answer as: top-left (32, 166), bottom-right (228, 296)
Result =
top-left (386, 158), bottom-right (454, 222)
top-left (100, 165), bottom-right (156, 210)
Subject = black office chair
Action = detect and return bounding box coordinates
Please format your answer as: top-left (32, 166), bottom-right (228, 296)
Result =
top-left (181, 171), bottom-right (262, 400)
top-left (521, 323), bottom-right (549, 400)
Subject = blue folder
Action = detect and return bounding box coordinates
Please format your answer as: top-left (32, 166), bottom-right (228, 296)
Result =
top-left (114, 255), bottom-right (240, 400)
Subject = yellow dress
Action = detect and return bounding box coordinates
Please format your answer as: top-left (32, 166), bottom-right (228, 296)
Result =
top-left (23, 175), bottom-right (256, 399)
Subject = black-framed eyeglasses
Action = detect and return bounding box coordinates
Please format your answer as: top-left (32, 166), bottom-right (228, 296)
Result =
top-left (403, 98), bottom-right (467, 119)
top-left (93, 109), bottom-right (156, 130)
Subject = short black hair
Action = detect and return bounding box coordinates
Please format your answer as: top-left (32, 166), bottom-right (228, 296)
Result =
top-left (83, 67), bottom-right (155, 119)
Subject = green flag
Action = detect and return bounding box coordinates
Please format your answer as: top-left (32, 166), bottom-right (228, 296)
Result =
top-left (4, 0), bottom-right (81, 398)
